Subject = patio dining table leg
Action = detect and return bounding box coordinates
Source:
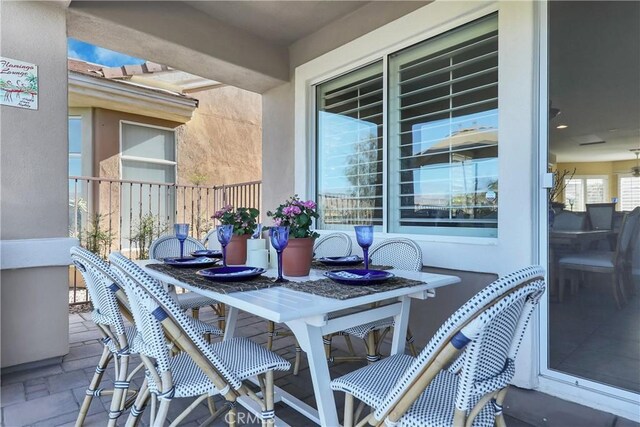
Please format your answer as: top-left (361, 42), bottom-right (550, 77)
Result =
top-left (286, 319), bottom-right (340, 427)
top-left (390, 295), bottom-right (411, 355)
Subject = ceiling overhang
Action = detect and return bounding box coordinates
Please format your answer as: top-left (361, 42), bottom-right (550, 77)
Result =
top-left (68, 72), bottom-right (197, 123)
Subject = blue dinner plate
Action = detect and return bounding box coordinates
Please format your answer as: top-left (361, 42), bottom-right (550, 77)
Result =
top-left (317, 255), bottom-right (363, 266)
top-left (163, 257), bottom-right (219, 268)
top-left (191, 250), bottom-right (223, 258)
top-left (196, 266), bottom-right (266, 282)
top-left (324, 269), bottom-right (395, 286)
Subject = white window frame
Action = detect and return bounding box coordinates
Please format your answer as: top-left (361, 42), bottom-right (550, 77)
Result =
top-left (297, 2), bottom-right (502, 246)
top-left (118, 120), bottom-right (177, 182)
top-left (563, 174), bottom-right (609, 211)
top-left (295, 1), bottom-right (541, 272)
top-left (618, 174), bottom-right (640, 211)
top-left (68, 107), bottom-right (93, 178)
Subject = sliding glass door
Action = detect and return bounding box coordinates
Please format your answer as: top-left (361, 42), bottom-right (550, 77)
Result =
top-left (546, 0), bottom-right (640, 394)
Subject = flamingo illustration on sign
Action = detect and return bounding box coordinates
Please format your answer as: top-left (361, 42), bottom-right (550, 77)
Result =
top-left (1, 57), bottom-right (38, 110)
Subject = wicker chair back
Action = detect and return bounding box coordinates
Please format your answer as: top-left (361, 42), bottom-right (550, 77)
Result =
top-left (313, 232), bottom-right (353, 258)
top-left (368, 238), bottom-right (423, 271)
top-left (373, 266), bottom-right (546, 425)
top-left (149, 235), bottom-right (206, 260)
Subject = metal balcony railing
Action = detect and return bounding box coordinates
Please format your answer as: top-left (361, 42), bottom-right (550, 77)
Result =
top-left (68, 176), bottom-right (261, 305)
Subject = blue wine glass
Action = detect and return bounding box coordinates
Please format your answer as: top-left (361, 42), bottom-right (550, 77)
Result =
top-left (217, 225), bottom-right (234, 267)
top-left (174, 223), bottom-right (189, 260)
top-left (269, 226), bottom-right (290, 283)
top-left (354, 225), bottom-right (374, 271)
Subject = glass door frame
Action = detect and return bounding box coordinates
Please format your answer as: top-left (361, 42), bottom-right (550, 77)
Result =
top-left (535, 0), bottom-right (640, 418)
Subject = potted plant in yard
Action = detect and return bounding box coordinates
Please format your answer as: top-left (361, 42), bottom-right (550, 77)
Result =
top-left (211, 205), bottom-right (259, 264)
top-left (267, 195), bottom-right (319, 276)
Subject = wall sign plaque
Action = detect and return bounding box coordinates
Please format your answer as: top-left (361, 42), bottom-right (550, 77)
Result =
top-left (1, 57), bottom-right (38, 110)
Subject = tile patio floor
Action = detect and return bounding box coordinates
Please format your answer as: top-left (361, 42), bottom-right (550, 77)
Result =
top-left (1, 306), bottom-right (638, 427)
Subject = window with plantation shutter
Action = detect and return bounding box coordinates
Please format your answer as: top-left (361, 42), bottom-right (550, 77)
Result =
top-left (619, 176), bottom-right (640, 211)
top-left (314, 14), bottom-right (500, 238)
top-left (563, 176), bottom-right (608, 212)
top-left (388, 14), bottom-right (499, 237)
top-left (316, 61), bottom-right (384, 230)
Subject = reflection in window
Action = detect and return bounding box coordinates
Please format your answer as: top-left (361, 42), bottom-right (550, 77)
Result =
top-left (389, 14), bottom-right (499, 236)
top-left (316, 62), bottom-right (383, 229)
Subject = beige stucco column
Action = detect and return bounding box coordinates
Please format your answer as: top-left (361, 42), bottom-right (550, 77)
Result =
top-left (1, 1), bottom-right (72, 368)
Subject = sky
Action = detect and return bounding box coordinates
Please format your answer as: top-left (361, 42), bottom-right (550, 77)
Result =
top-left (67, 38), bottom-right (146, 67)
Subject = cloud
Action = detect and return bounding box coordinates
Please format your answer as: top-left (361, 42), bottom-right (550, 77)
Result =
top-left (67, 38), bottom-right (145, 67)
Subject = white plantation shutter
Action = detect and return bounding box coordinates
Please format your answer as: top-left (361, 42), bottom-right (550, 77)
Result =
top-left (564, 176), bottom-right (609, 212)
top-left (388, 14), bottom-right (499, 237)
top-left (620, 176), bottom-right (640, 211)
top-left (316, 61), bottom-right (384, 229)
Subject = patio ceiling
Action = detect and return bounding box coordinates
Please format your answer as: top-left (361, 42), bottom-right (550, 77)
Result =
top-left (184, 1), bottom-right (367, 47)
top-left (67, 1), bottom-right (427, 93)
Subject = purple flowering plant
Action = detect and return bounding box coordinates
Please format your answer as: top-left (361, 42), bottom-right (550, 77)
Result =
top-left (267, 195), bottom-right (320, 239)
top-left (211, 205), bottom-right (259, 236)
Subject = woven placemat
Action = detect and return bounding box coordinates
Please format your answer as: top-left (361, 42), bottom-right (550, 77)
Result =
top-left (282, 276), bottom-right (424, 300)
top-left (310, 260), bottom-right (392, 271)
top-left (147, 263), bottom-right (423, 301)
top-left (146, 263), bottom-right (279, 294)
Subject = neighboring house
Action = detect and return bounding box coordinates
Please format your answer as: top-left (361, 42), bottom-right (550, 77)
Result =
top-left (2, 1), bottom-right (638, 423)
top-left (68, 58), bottom-right (262, 244)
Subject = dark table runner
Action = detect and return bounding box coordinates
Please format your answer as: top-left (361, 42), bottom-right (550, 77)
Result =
top-left (310, 260), bottom-right (392, 271)
top-left (281, 276), bottom-right (425, 300)
top-left (146, 263), bottom-right (425, 300)
top-left (146, 263), bottom-right (279, 294)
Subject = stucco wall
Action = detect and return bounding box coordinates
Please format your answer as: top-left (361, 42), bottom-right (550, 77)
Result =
top-left (0, 1), bottom-right (70, 367)
top-left (177, 85), bottom-right (262, 187)
top-left (261, 82), bottom-right (295, 214)
top-left (91, 86), bottom-right (262, 188)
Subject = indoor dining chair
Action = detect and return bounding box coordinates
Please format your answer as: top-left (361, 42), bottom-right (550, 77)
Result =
top-left (325, 238), bottom-right (422, 365)
top-left (109, 252), bottom-right (290, 426)
top-left (330, 266), bottom-right (546, 427)
top-left (558, 207), bottom-right (640, 308)
top-left (70, 246), bottom-right (143, 426)
top-left (150, 235), bottom-right (226, 326)
top-left (586, 203), bottom-right (616, 230)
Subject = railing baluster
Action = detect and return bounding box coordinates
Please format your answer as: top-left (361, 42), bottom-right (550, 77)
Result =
top-left (68, 176), bottom-right (261, 304)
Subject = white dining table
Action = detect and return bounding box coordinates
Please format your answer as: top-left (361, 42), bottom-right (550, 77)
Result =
top-left (140, 260), bottom-right (460, 427)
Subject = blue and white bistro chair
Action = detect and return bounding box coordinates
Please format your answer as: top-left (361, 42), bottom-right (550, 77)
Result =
top-left (330, 266), bottom-right (546, 427)
top-left (325, 238), bottom-right (422, 364)
top-left (109, 252), bottom-right (290, 426)
top-left (70, 246), bottom-right (143, 426)
top-left (150, 235), bottom-right (226, 326)
top-left (313, 232), bottom-right (353, 259)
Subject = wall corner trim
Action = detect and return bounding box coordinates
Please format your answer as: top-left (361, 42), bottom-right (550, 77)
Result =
top-left (0, 237), bottom-right (79, 270)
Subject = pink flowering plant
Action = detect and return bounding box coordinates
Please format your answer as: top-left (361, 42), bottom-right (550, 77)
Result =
top-left (267, 195), bottom-right (320, 239)
top-left (211, 205), bottom-right (259, 236)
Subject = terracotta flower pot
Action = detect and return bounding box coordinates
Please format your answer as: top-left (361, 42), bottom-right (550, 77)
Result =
top-left (226, 234), bottom-right (250, 265)
top-left (282, 237), bottom-right (315, 276)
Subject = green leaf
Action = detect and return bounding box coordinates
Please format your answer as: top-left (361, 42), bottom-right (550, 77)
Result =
top-left (296, 213), bottom-right (309, 226)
